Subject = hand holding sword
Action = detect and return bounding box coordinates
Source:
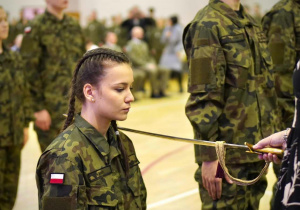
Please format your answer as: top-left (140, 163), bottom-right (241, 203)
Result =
top-left (253, 129), bottom-right (290, 164)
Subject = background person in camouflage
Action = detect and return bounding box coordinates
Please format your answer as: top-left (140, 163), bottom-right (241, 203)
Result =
top-left (183, 0), bottom-right (278, 209)
top-left (84, 10), bottom-right (107, 46)
top-left (0, 6), bottom-right (33, 210)
top-left (262, 0), bottom-right (300, 208)
top-left (36, 48), bottom-right (147, 210)
top-left (20, 0), bottom-right (86, 152)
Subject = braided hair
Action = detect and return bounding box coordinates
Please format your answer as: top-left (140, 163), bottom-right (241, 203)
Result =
top-left (63, 47), bottom-right (131, 175)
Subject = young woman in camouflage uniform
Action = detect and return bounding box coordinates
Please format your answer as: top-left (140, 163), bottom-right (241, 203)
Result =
top-left (0, 7), bottom-right (33, 210)
top-left (36, 48), bottom-right (147, 210)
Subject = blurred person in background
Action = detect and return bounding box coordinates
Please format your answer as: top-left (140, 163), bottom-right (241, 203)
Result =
top-left (125, 26), bottom-right (168, 98)
top-left (147, 18), bottom-right (166, 64)
top-left (20, 0), bottom-right (86, 152)
top-left (108, 14), bottom-right (127, 47)
top-left (262, 0), bottom-right (300, 208)
top-left (252, 3), bottom-right (263, 24)
top-left (102, 31), bottom-right (122, 52)
top-left (84, 10), bottom-right (106, 46)
top-left (159, 15), bottom-right (184, 93)
top-left (0, 6), bottom-right (33, 210)
top-left (10, 33), bottom-right (23, 52)
top-left (121, 6), bottom-right (155, 43)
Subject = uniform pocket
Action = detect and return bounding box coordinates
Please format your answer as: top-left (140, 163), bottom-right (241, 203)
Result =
top-left (188, 39), bottom-right (225, 93)
top-left (221, 34), bottom-right (251, 89)
top-left (86, 165), bottom-right (118, 208)
top-left (86, 185), bottom-right (118, 207)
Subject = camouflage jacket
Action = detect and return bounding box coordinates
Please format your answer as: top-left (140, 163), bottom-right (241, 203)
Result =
top-left (84, 20), bottom-right (107, 45)
top-left (125, 39), bottom-right (155, 68)
top-left (262, 0), bottom-right (300, 128)
top-left (20, 11), bottom-right (85, 120)
top-left (36, 114), bottom-right (147, 210)
top-left (101, 44), bottom-right (122, 52)
top-left (0, 45), bottom-right (33, 146)
top-left (183, 0), bottom-right (278, 163)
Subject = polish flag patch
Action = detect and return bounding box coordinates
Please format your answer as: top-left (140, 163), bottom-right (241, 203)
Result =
top-left (50, 173), bottom-right (64, 184)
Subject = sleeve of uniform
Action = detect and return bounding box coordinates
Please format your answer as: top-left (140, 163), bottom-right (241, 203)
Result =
top-left (183, 23), bottom-right (226, 162)
top-left (20, 26), bottom-right (45, 112)
top-left (36, 152), bottom-right (85, 210)
top-left (16, 54), bottom-right (34, 126)
top-left (262, 10), bottom-right (296, 71)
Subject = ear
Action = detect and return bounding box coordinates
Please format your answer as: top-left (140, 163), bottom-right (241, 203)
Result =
top-left (83, 83), bottom-right (96, 103)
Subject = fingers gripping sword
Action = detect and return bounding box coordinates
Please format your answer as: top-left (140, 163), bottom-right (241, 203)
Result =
top-left (117, 126), bottom-right (284, 158)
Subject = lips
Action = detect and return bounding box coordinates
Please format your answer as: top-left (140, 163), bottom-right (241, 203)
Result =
top-left (123, 107), bottom-right (130, 112)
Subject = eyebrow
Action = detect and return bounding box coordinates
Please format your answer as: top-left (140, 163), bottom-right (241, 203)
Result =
top-left (111, 82), bottom-right (131, 86)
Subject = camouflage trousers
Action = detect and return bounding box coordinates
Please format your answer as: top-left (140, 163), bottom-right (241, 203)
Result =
top-left (0, 145), bottom-right (22, 210)
top-left (195, 161), bottom-right (267, 210)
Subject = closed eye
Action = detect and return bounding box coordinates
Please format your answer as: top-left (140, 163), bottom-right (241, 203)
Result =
top-left (116, 88), bottom-right (124, 92)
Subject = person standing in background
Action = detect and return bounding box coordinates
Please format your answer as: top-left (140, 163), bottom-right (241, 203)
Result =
top-left (183, 0), bottom-right (278, 209)
top-left (125, 26), bottom-right (168, 98)
top-left (159, 15), bottom-right (184, 93)
top-left (84, 10), bottom-right (107, 46)
top-left (147, 18), bottom-right (166, 64)
top-left (262, 0), bottom-right (300, 208)
top-left (0, 6), bottom-right (33, 210)
top-left (21, 0), bottom-right (86, 152)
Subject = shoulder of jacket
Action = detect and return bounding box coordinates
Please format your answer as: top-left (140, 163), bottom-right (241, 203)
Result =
top-left (23, 14), bottom-right (46, 35)
top-left (118, 131), bottom-right (136, 153)
top-left (265, 0), bottom-right (293, 16)
top-left (46, 124), bottom-right (78, 150)
top-left (65, 15), bottom-right (81, 26)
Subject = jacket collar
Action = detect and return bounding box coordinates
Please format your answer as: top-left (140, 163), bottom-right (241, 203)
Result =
top-left (74, 114), bottom-right (120, 159)
top-left (44, 10), bottom-right (67, 23)
top-left (209, 0), bottom-right (259, 27)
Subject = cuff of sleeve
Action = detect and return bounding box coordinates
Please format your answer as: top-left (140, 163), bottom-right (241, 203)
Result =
top-left (195, 145), bottom-right (218, 162)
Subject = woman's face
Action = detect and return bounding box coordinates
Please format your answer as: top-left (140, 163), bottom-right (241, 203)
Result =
top-left (0, 9), bottom-right (9, 41)
top-left (93, 63), bottom-right (134, 122)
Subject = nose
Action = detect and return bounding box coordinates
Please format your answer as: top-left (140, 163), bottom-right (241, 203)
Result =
top-left (125, 89), bottom-right (135, 103)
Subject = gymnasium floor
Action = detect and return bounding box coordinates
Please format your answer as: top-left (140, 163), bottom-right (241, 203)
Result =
top-left (13, 77), bottom-right (276, 210)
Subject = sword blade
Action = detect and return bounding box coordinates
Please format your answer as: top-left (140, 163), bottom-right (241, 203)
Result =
top-left (118, 126), bottom-right (248, 150)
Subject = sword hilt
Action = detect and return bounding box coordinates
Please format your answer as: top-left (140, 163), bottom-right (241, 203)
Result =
top-left (245, 142), bottom-right (284, 158)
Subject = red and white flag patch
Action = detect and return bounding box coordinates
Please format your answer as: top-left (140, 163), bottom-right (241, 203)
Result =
top-left (50, 173), bottom-right (64, 184)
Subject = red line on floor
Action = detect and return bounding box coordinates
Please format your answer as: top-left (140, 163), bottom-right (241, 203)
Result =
top-left (141, 144), bottom-right (192, 175)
